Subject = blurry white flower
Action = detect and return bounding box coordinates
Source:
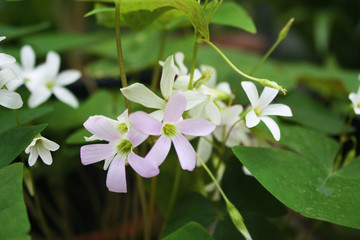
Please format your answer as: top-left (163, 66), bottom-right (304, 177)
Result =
top-left (349, 86), bottom-right (360, 115)
top-left (25, 135), bottom-right (60, 166)
top-left (241, 81), bottom-right (292, 141)
top-left (27, 51), bottom-right (81, 108)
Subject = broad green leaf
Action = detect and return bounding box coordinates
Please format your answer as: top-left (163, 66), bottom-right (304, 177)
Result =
top-left (66, 128), bottom-right (92, 144)
top-left (0, 106), bottom-right (53, 133)
top-left (163, 192), bottom-right (218, 237)
top-left (232, 126), bottom-right (360, 229)
top-left (39, 90), bottom-right (125, 130)
top-left (0, 22), bottom-right (50, 40)
top-left (162, 221), bottom-right (214, 240)
top-left (84, 59), bottom-right (120, 78)
top-left (0, 124), bottom-right (47, 169)
top-left (0, 163), bottom-right (30, 240)
top-left (210, 2), bottom-right (256, 34)
top-left (85, 0), bottom-right (209, 39)
top-left (278, 92), bottom-right (344, 135)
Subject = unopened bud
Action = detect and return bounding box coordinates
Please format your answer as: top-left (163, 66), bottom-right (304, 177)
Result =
top-left (278, 18), bottom-right (294, 41)
top-left (260, 80), bottom-right (287, 95)
top-left (193, 69), bottom-right (213, 88)
top-left (226, 201), bottom-right (252, 240)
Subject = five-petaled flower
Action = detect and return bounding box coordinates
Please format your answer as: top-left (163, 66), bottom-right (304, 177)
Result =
top-left (241, 81), bottom-right (292, 141)
top-left (25, 135), bottom-right (60, 166)
top-left (80, 114), bottom-right (159, 193)
top-left (130, 92), bottom-right (216, 171)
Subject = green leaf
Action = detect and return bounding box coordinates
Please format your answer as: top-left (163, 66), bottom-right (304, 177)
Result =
top-left (232, 126), bottom-right (360, 229)
top-left (0, 22), bottom-right (50, 40)
top-left (0, 163), bottom-right (31, 240)
top-left (210, 2), bottom-right (256, 34)
top-left (163, 192), bottom-right (218, 237)
top-left (0, 106), bottom-right (53, 133)
top-left (66, 128), bottom-right (92, 144)
top-left (0, 124), bottom-right (47, 169)
top-left (85, 0), bottom-right (209, 39)
top-left (162, 221), bottom-right (214, 240)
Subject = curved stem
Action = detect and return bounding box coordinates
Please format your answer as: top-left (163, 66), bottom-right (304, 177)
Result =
top-left (115, 0), bottom-right (131, 112)
top-left (188, 33), bottom-right (200, 89)
top-left (202, 39), bottom-right (286, 94)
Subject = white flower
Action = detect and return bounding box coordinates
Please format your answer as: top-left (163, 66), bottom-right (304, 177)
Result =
top-left (0, 36), bottom-right (23, 109)
top-left (5, 45), bottom-right (38, 91)
top-left (349, 86), bottom-right (360, 115)
top-left (27, 51), bottom-right (81, 108)
top-left (241, 81), bottom-right (292, 141)
top-left (121, 55), bottom-right (206, 120)
top-left (25, 135), bottom-right (60, 166)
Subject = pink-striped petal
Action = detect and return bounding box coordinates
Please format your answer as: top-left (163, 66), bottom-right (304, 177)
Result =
top-left (178, 118), bottom-right (215, 136)
top-left (127, 127), bottom-right (148, 147)
top-left (260, 116), bottom-right (280, 141)
top-left (106, 156), bottom-right (127, 193)
top-left (83, 116), bottom-right (121, 142)
top-left (128, 152), bottom-right (159, 178)
top-left (163, 91), bottom-right (186, 123)
top-left (245, 109), bottom-right (260, 128)
top-left (172, 134), bottom-right (196, 171)
top-left (129, 111), bottom-right (162, 135)
top-left (80, 144), bottom-right (115, 165)
top-left (241, 81), bottom-right (259, 107)
top-left (145, 135), bottom-right (171, 166)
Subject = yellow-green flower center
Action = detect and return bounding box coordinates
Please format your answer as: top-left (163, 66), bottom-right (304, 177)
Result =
top-left (116, 122), bottom-right (128, 135)
top-left (46, 82), bottom-right (54, 90)
top-left (255, 108), bottom-right (261, 116)
top-left (162, 123), bottom-right (178, 138)
top-left (116, 139), bottom-right (133, 157)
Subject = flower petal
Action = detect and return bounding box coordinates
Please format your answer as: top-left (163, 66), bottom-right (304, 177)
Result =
top-left (127, 127), bottom-right (148, 147)
top-left (205, 99), bottom-right (221, 125)
top-left (45, 51), bottom-right (60, 79)
top-left (261, 104), bottom-right (292, 117)
top-left (106, 156), bottom-right (127, 193)
top-left (172, 134), bottom-right (196, 171)
top-left (21, 45), bottom-right (35, 70)
top-left (173, 75), bottom-right (190, 91)
top-left (241, 81), bottom-right (259, 107)
top-left (84, 116), bottom-right (122, 142)
top-left (56, 70), bottom-right (81, 86)
top-left (258, 87), bottom-right (278, 108)
top-left (37, 143), bottom-right (53, 165)
top-left (128, 152), bottom-right (159, 178)
top-left (53, 86), bottom-right (79, 108)
top-left (28, 87), bottom-right (51, 108)
top-left (0, 53), bottom-right (16, 66)
top-left (163, 91), bottom-right (186, 123)
top-left (80, 144), bottom-right (115, 165)
top-left (149, 109), bottom-right (164, 121)
top-left (145, 135), bottom-right (171, 166)
top-left (160, 55), bottom-right (176, 100)
top-left (0, 89), bottom-right (23, 109)
top-left (129, 111), bottom-right (162, 135)
top-left (0, 68), bottom-right (18, 87)
top-left (245, 109), bottom-right (260, 128)
top-left (175, 52), bottom-right (188, 75)
top-left (41, 137), bottom-right (60, 151)
top-left (221, 105), bottom-right (243, 125)
top-left (196, 135), bottom-right (213, 166)
top-left (178, 118), bottom-right (215, 136)
top-left (183, 90), bottom-right (206, 110)
top-left (200, 65), bottom-right (217, 88)
top-left (121, 83), bottom-right (166, 109)
top-left (28, 148), bottom-right (39, 167)
top-left (260, 116), bottom-right (281, 141)
top-left (216, 82), bottom-right (232, 95)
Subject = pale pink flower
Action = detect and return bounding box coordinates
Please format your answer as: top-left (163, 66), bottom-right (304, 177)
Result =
top-left (80, 115), bottom-right (159, 193)
top-left (130, 92), bottom-right (216, 171)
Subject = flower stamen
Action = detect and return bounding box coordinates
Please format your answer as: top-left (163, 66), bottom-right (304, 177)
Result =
top-left (162, 123), bottom-right (179, 139)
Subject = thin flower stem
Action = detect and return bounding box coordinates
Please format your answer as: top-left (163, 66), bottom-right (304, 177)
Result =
top-left (148, 176), bottom-right (157, 236)
top-left (188, 32), bottom-right (200, 90)
top-left (151, 30), bottom-right (168, 91)
top-left (13, 109), bottom-right (21, 127)
top-left (202, 39), bottom-right (286, 94)
top-left (159, 162), bottom-right (181, 238)
top-left (136, 174), bottom-right (150, 240)
top-left (208, 0), bottom-right (224, 22)
top-left (115, 0), bottom-right (131, 112)
top-left (203, 0), bottom-right (209, 10)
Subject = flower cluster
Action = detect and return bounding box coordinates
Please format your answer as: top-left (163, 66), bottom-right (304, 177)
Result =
top-left (80, 52), bottom-right (293, 193)
top-left (5, 45), bottom-right (81, 108)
